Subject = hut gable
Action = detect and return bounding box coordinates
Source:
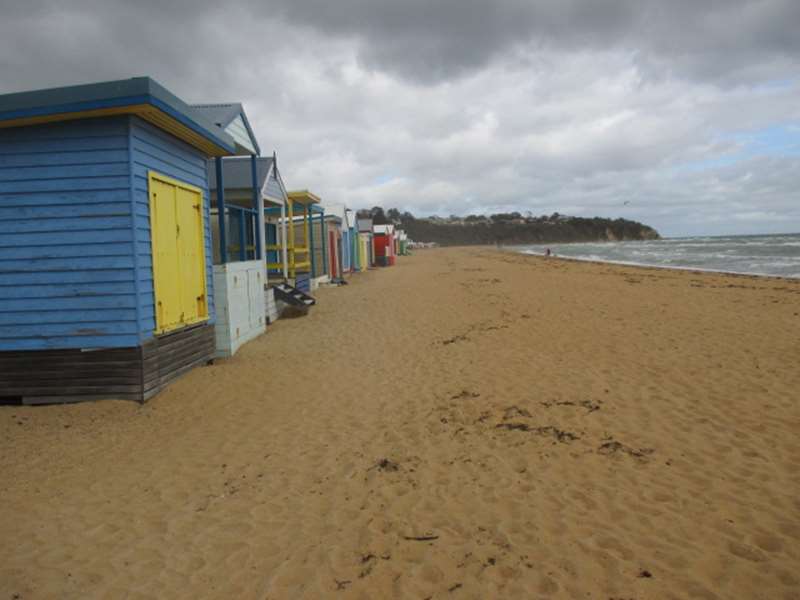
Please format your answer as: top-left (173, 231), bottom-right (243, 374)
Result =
top-left (264, 162), bottom-right (286, 205)
top-left (191, 103), bottom-right (260, 156)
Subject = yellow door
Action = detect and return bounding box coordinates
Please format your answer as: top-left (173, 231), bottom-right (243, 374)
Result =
top-left (175, 185), bottom-right (207, 324)
top-left (150, 177), bottom-right (182, 332)
top-left (149, 171), bottom-right (208, 334)
top-left (359, 237), bottom-right (367, 270)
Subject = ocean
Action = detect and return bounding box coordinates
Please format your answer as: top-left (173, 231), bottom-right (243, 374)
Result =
top-left (516, 233), bottom-right (800, 279)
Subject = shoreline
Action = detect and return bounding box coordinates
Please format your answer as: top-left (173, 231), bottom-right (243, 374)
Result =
top-left (512, 248), bottom-right (800, 281)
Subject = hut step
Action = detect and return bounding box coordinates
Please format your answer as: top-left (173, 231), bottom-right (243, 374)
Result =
top-left (273, 283), bottom-right (316, 307)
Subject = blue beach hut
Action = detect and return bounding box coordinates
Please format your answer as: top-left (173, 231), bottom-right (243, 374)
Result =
top-left (0, 77), bottom-right (238, 403)
top-left (328, 204), bottom-right (353, 274)
top-left (346, 209), bottom-right (359, 273)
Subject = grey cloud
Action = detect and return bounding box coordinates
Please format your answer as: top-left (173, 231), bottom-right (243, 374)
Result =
top-left (4, 0), bottom-right (796, 88)
top-left (266, 0), bottom-right (800, 84)
top-left (0, 0), bottom-right (797, 236)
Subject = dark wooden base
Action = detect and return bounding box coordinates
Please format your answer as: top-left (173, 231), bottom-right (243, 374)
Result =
top-left (0, 324), bottom-right (215, 405)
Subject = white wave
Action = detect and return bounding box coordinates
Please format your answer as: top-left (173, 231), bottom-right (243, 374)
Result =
top-left (514, 234), bottom-right (800, 278)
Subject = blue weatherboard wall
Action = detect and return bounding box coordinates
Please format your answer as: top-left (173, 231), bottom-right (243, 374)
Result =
top-left (351, 227), bottom-right (358, 270)
top-left (341, 229), bottom-right (351, 271)
top-left (0, 115), bottom-right (215, 351)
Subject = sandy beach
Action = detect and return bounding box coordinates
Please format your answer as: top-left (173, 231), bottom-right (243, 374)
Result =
top-left (1, 246), bottom-right (798, 600)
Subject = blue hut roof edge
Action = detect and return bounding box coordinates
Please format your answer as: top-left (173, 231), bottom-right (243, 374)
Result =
top-left (0, 77), bottom-right (237, 156)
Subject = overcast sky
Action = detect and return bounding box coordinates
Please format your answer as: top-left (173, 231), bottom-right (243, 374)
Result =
top-left (1, 0), bottom-right (798, 236)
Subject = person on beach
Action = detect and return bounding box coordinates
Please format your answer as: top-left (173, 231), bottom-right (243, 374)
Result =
top-left (545, 248), bottom-right (551, 257)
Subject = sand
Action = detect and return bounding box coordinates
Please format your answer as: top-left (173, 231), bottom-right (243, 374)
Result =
top-left (1, 246), bottom-right (799, 599)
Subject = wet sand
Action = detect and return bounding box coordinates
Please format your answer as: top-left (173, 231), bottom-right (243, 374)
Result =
top-left (1, 246), bottom-right (799, 599)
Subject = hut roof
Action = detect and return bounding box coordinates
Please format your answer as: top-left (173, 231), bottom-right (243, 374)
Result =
top-left (0, 77), bottom-right (236, 156)
top-left (357, 218), bottom-right (373, 232)
top-left (321, 203), bottom-right (346, 221)
top-left (208, 156), bottom-right (272, 190)
top-left (288, 190), bottom-right (322, 206)
top-left (207, 156), bottom-right (288, 206)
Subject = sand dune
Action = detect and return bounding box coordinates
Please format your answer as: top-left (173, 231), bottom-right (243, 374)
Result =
top-left (1, 247), bottom-right (798, 599)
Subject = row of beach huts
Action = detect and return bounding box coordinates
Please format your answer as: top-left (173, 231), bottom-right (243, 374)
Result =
top-left (0, 77), bottom-right (411, 404)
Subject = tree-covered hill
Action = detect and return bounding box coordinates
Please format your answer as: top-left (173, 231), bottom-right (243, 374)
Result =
top-left (357, 208), bottom-right (660, 246)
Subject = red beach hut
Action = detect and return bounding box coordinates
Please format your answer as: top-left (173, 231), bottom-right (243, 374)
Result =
top-left (373, 224), bottom-right (396, 266)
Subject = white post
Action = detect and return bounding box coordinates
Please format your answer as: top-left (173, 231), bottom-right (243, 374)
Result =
top-left (280, 200), bottom-right (289, 279)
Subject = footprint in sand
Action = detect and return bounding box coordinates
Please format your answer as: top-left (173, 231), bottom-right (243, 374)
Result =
top-left (728, 541), bottom-right (767, 562)
top-left (751, 534), bottom-right (783, 553)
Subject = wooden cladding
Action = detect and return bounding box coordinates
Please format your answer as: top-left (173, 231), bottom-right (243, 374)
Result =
top-left (0, 324), bottom-right (214, 404)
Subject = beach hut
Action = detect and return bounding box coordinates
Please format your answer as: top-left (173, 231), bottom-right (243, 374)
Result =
top-left (373, 224), bottom-right (396, 266)
top-left (278, 190), bottom-right (320, 293)
top-left (191, 104), bottom-right (269, 359)
top-left (308, 204), bottom-right (329, 288)
top-left (0, 77), bottom-right (238, 403)
top-left (206, 154), bottom-right (288, 333)
top-left (291, 202), bottom-right (328, 290)
top-left (398, 230), bottom-right (409, 255)
top-left (323, 206), bottom-right (346, 281)
top-left (357, 218), bottom-right (374, 268)
top-left (340, 209), bottom-right (353, 274)
top-left (261, 167), bottom-right (290, 286)
top-left (345, 209), bottom-right (360, 273)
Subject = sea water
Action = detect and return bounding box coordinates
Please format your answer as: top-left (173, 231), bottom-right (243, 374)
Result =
top-left (516, 233), bottom-right (800, 279)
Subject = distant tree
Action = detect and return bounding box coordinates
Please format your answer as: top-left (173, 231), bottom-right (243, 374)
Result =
top-left (393, 209), bottom-right (659, 246)
top-left (491, 213), bottom-right (517, 222)
top-left (386, 208), bottom-right (401, 222)
top-left (370, 206), bottom-right (389, 224)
